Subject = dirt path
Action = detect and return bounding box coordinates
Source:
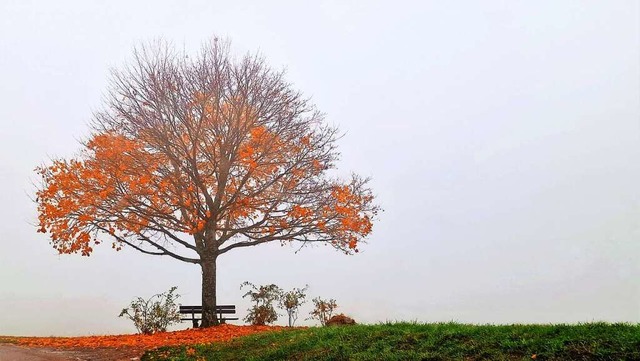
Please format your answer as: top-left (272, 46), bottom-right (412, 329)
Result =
top-left (0, 344), bottom-right (143, 361)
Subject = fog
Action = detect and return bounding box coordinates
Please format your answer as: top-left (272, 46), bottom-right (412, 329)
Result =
top-left (0, 0), bottom-right (638, 336)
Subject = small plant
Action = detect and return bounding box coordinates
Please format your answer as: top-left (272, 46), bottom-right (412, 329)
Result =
top-left (308, 297), bottom-right (338, 326)
top-left (241, 281), bottom-right (283, 326)
top-left (278, 285), bottom-right (309, 327)
top-left (119, 286), bottom-right (181, 334)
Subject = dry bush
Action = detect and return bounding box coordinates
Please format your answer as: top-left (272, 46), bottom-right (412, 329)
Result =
top-left (325, 313), bottom-right (356, 326)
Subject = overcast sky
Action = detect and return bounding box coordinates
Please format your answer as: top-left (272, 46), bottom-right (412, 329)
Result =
top-left (1, 1), bottom-right (638, 336)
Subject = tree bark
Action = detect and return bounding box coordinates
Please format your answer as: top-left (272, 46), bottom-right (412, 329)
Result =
top-left (200, 256), bottom-right (219, 327)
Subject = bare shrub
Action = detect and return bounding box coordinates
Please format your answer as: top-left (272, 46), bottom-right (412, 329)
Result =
top-left (308, 297), bottom-right (338, 326)
top-left (241, 281), bottom-right (283, 325)
top-left (118, 286), bottom-right (181, 334)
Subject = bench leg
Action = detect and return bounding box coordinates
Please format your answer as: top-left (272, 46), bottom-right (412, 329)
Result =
top-left (192, 320), bottom-right (199, 328)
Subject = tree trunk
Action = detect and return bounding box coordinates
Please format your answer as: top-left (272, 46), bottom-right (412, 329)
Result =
top-left (200, 257), bottom-right (219, 327)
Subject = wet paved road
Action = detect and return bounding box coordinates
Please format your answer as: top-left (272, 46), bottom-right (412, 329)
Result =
top-left (0, 344), bottom-right (142, 361)
top-left (0, 344), bottom-right (74, 360)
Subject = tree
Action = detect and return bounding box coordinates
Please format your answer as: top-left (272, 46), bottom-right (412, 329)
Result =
top-left (278, 285), bottom-right (308, 327)
top-left (240, 281), bottom-right (282, 326)
top-left (35, 38), bottom-right (379, 327)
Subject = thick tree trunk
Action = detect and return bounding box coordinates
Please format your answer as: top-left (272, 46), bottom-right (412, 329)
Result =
top-left (200, 257), bottom-right (219, 327)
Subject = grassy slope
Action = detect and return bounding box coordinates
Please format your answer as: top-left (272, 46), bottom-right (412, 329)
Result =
top-left (142, 322), bottom-right (640, 361)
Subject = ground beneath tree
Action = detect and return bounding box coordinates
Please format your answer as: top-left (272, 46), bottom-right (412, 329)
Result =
top-left (0, 325), bottom-right (289, 360)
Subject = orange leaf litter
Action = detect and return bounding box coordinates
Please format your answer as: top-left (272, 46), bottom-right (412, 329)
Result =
top-left (8, 325), bottom-right (289, 349)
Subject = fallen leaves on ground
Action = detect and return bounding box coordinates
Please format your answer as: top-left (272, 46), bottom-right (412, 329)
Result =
top-left (7, 324), bottom-right (288, 350)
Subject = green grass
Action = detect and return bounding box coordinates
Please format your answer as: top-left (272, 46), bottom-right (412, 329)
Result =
top-left (141, 322), bottom-right (640, 361)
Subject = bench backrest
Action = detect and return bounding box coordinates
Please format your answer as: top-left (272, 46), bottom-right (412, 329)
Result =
top-left (179, 305), bottom-right (236, 314)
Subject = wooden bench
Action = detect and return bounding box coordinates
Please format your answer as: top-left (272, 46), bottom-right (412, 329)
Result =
top-left (179, 305), bottom-right (238, 328)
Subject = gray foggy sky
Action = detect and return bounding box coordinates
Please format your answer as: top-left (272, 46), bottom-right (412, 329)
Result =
top-left (0, 1), bottom-right (638, 336)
